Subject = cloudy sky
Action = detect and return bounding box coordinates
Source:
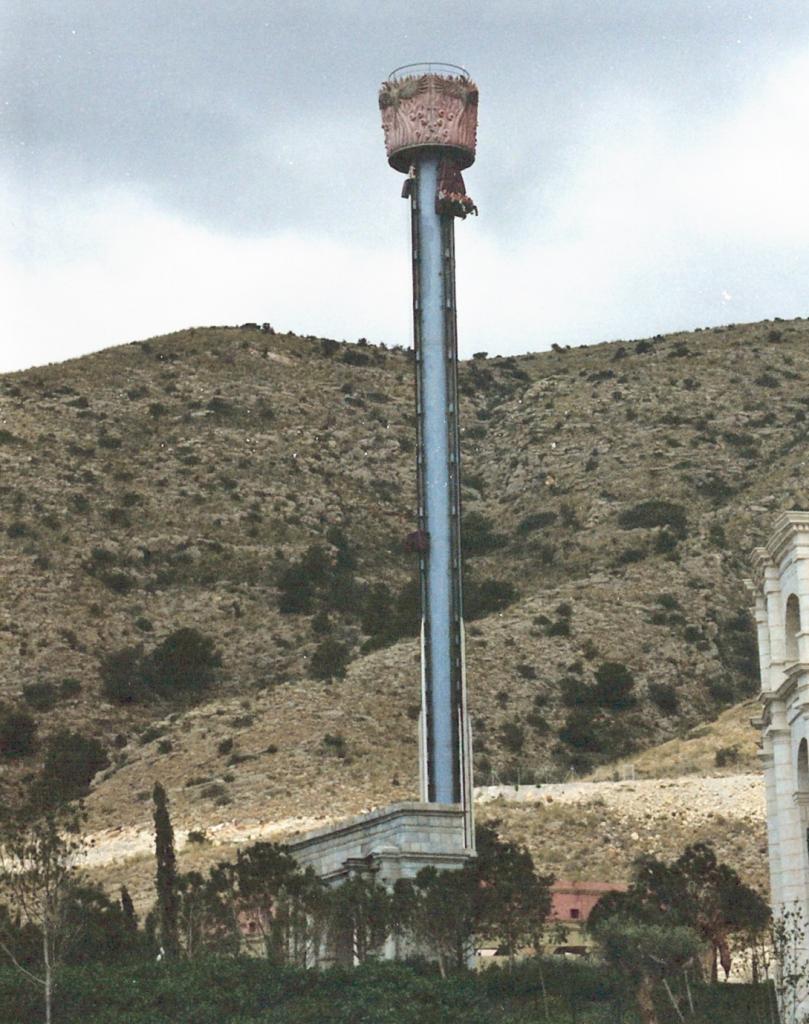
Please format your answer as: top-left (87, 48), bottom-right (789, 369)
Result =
top-left (3, 1), bottom-right (808, 373)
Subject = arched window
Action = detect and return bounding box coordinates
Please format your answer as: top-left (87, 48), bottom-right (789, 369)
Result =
top-left (786, 594), bottom-right (801, 662)
top-left (798, 738), bottom-right (809, 794)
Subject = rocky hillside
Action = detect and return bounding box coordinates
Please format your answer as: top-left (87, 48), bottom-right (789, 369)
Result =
top-left (0, 317), bottom-right (805, 853)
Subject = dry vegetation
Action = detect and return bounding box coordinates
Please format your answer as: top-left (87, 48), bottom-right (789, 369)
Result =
top-left (2, 316), bottom-right (806, 902)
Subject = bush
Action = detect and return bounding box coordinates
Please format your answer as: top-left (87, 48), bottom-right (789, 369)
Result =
top-left (463, 512), bottom-right (506, 555)
top-left (310, 639), bottom-right (350, 681)
top-left (715, 745), bottom-right (740, 768)
top-left (499, 721), bottom-right (525, 753)
top-left (100, 646), bottom-right (145, 704)
top-left (0, 708), bottom-right (37, 758)
top-left (648, 682), bottom-right (679, 715)
top-left (60, 678), bottom-right (82, 698)
top-left (593, 662), bottom-right (636, 710)
top-left (100, 629), bottom-right (222, 704)
top-left (618, 500), bottom-right (688, 539)
top-left (559, 709), bottom-right (601, 751)
top-left (37, 730), bottom-right (109, 803)
top-left (149, 628), bottom-right (222, 696)
top-left (465, 578), bottom-right (518, 621)
top-left (716, 609), bottom-right (759, 694)
top-left (21, 681), bottom-right (58, 711)
top-left (323, 733), bottom-right (347, 757)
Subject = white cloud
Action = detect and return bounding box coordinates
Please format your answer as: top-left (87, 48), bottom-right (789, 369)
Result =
top-left (2, 48), bottom-right (809, 373)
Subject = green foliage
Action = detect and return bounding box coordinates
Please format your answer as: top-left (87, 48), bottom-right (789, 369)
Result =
top-left (462, 512), bottom-right (506, 555)
top-left (100, 628), bottom-right (222, 704)
top-left (648, 682), bottom-right (679, 715)
top-left (0, 708), bottom-right (37, 758)
top-left (153, 782), bottom-right (180, 960)
top-left (0, 802), bottom-right (88, 1024)
top-left (328, 875), bottom-right (391, 965)
top-left (593, 661), bottom-right (636, 710)
top-left (618, 500), bottom-right (688, 539)
top-left (278, 533), bottom-right (360, 618)
top-left (309, 638), bottom-right (350, 680)
top-left (465, 577), bottom-right (518, 620)
top-left (715, 608), bottom-right (759, 695)
top-left (714, 745), bottom-right (740, 768)
top-left (592, 841), bottom-right (771, 985)
top-left (21, 681), bottom-right (59, 711)
top-left (35, 730), bottom-right (109, 805)
top-left (499, 721), bottom-right (525, 753)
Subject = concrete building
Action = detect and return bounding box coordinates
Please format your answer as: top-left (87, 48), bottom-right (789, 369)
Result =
top-left (751, 511), bottom-right (809, 1016)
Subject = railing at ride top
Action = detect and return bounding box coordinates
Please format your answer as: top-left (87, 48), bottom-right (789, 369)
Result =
top-left (387, 62), bottom-right (470, 82)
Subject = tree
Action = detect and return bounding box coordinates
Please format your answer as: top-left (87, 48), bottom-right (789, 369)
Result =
top-left (152, 783), bottom-right (179, 959)
top-left (62, 883), bottom-right (144, 965)
top-left (230, 841), bottom-right (329, 965)
top-left (393, 865), bottom-right (480, 977)
top-left (0, 804), bottom-right (86, 1024)
top-left (595, 918), bottom-right (700, 1024)
top-left (174, 870), bottom-right (239, 959)
top-left (634, 842), bottom-right (770, 980)
top-left (328, 874), bottom-right (390, 966)
top-left (120, 885), bottom-right (137, 933)
top-left (591, 842), bottom-right (771, 982)
top-left (475, 824), bottom-right (553, 966)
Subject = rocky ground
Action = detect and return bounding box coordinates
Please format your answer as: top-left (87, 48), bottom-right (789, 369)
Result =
top-left (2, 315), bottom-right (804, 912)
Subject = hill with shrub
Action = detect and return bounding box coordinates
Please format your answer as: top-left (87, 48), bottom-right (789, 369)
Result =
top-left (0, 317), bottom-right (806, 881)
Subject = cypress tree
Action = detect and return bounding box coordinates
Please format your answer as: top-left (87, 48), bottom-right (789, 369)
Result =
top-left (152, 782), bottom-right (179, 958)
top-left (120, 884), bottom-right (137, 931)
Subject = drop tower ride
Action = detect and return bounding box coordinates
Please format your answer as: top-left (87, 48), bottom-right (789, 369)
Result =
top-left (379, 64), bottom-right (478, 846)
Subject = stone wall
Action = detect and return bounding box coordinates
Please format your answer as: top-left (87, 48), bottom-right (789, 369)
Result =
top-left (284, 801), bottom-right (473, 887)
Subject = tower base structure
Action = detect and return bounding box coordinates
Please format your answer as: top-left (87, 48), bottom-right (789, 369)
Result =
top-left (750, 511), bottom-right (809, 1018)
top-left (283, 801), bottom-right (474, 965)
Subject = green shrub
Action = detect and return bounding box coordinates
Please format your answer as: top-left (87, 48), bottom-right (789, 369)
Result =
top-left (618, 500), bottom-right (688, 539)
top-left (499, 721), bottom-right (525, 753)
top-left (323, 733), bottom-right (347, 758)
top-left (462, 512), bottom-right (506, 555)
top-left (21, 681), bottom-right (58, 711)
top-left (648, 682), bottom-right (679, 714)
top-left (0, 708), bottom-right (37, 758)
top-left (559, 709), bottom-right (601, 751)
top-left (100, 629), bottom-right (222, 704)
top-left (560, 677), bottom-right (593, 707)
top-left (517, 511), bottom-right (557, 534)
top-left (593, 662), bottom-right (636, 710)
top-left (310, 639), bottom-right (350, 681)
top-left (716, 609), bottom-right (759, 693)
top-left (616, 546), bottom-right (646, 564)
top-left (36, 730), bottom-right (109, 803)
top-left (60, 678), bottom-right (82, 698)
top-left (465, 578), bottom-right (518, 620)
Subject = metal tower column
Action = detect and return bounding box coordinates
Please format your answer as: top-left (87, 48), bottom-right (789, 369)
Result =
top-left (411, 153), bottom-right (465, 807)
top-left (379, 64), bottom-right (478, 849)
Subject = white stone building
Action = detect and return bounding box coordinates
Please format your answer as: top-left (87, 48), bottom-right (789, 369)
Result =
top-left (751, 511), bottom-right (809, 1016)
